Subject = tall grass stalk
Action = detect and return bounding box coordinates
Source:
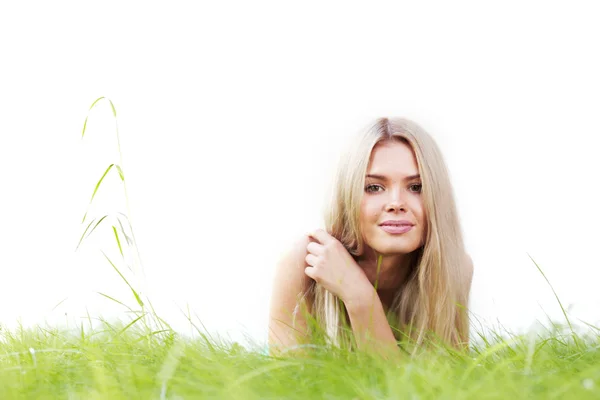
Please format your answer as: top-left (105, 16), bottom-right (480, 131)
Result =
top-left (78, 97), bottom-right (164, 336)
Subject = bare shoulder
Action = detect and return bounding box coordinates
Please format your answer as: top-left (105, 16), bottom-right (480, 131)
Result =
top-left (282, 235), bottom-right (312, 265)
top-left (273, 235), bottom-right (313, 290)
top-left (268, 235), bottom-right (314, 352)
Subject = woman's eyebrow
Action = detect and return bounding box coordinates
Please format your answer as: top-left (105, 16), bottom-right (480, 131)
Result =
top-left (366, 173), bottom-right (421, 181)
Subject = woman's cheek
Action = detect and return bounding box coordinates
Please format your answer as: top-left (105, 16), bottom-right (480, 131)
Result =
top-left (367, 208), bottom-right (379, 225)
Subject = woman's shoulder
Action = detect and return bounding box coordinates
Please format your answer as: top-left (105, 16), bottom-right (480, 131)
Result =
top-left (275, 233), bottom-right (304, 268)
top-left (274, 234), bottom-right (317, 292)
top-left (269, 234), bottom-right (315, 351)
top-left (277, 233), bottom-right (316, 264)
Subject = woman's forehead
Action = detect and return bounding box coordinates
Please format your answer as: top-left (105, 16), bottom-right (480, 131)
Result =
top-left (367, 140), bottom-right (419, 176)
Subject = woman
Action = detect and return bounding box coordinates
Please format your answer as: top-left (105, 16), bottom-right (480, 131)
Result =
top-left (268, 117), bottom-right (473, 357)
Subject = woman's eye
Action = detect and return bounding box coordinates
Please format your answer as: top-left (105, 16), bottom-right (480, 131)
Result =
top-left (365, 184), bottom-right (383, 193)
top-left (409, 183), bottom-right (422, 193)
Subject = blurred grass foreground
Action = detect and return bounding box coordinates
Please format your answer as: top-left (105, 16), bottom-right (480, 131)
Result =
top-left (0, 98), bottom-right (599, 399)
top-left (1, 322), bottom-right (600, 399)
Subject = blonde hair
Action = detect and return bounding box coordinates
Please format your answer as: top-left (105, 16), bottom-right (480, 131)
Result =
top-left (298, 117), bottom-right (470, 352)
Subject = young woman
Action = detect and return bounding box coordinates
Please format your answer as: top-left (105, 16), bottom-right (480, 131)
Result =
top-left (268, 117), bottom-right (473, 356)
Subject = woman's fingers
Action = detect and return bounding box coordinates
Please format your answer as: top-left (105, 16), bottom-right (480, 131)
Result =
top-left (304, 266), bottom-right (317, 280)
top-left (306, 241), bottom-right (323, 256)
top-left (304, 254), bottom-right (320, 281)
top-left (305, 253), bottom-right (319, 268)
top-left (308, 229), bottom-right (333, 245)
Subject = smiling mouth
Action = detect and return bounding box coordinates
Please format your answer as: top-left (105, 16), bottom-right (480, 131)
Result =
top-left (380, 225), bottom-right (413, 234)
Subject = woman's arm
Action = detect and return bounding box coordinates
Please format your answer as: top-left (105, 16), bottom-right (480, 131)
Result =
top-left (268, 236), bottom-right (313, 355)
top-left (345, 290), bottom-right (403, 359)
top-left (348, 253), bottom-right (474, 356)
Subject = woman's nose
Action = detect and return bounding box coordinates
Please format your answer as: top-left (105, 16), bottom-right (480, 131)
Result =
top-left (385, 190), bottom-right (406, 212)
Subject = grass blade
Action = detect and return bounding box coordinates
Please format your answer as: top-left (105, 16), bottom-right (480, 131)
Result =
top-left (109, 99), bottom-right (117, 117)
top-left (89, 164), bottom-right (114, 204)
top-left (460, 336), bottom-right (519, 384)
top-left (82, 117), bottom-right (89, 138)
top-left (97, 292), bottom-right (135, 313)
top-left (80, 215), bottom-right (109, 244)
top-left (81, 96), bottom-right (105, 138)
top-left (101, 251), bottom-right (144, 308)
top-left (116, 216), bottom-right (132, 246)
top-left (115, 164), bottom-right (124, 182)
top-left (133, 330), bottom-right (171, 343)
top-left (51, 297), bottom-right (68, 312)
top-left (112, 226), bottom-right (124, 257)
top-left (115, 314), bottom-right (146, 338)
top-left (75, 217), bottom-right (97, 251)
top-left (88, 96), bottom-right (105, 110)
top-left (527, 253), bottom-right (580, 348)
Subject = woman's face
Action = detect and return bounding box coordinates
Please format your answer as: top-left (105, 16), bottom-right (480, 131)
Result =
top-left (359, 139), bottom-right (426, 257)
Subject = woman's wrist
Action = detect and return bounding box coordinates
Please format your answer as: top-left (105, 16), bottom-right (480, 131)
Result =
top-left (342, 281), bottom-right (377, 312)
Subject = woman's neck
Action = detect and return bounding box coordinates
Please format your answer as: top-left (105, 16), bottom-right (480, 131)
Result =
top-left (356, 250), bottom-right (416, 309)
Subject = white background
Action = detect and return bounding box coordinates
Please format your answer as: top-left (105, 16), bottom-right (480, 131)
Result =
top-left (1, 1), bottom-right (599, 347)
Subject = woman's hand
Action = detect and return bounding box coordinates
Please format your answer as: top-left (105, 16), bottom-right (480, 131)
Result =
top-left (304, 229), bottom-right (373, 307)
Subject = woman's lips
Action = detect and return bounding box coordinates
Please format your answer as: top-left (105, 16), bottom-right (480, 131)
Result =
top-left (380, 225), bottom-right (413, 234)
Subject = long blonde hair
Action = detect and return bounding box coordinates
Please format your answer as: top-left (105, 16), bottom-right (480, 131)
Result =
top-left (299, 117), bottom-right (470, 352)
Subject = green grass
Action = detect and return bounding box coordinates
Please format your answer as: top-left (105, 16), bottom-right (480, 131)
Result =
top-left (1, 322), bottom-right (599, 398)
top-left (1, 98), bottom-right (598, 398)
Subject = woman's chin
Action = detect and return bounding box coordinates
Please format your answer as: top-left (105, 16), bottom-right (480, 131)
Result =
top-left (371, 240), bottom-right (420, 256)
